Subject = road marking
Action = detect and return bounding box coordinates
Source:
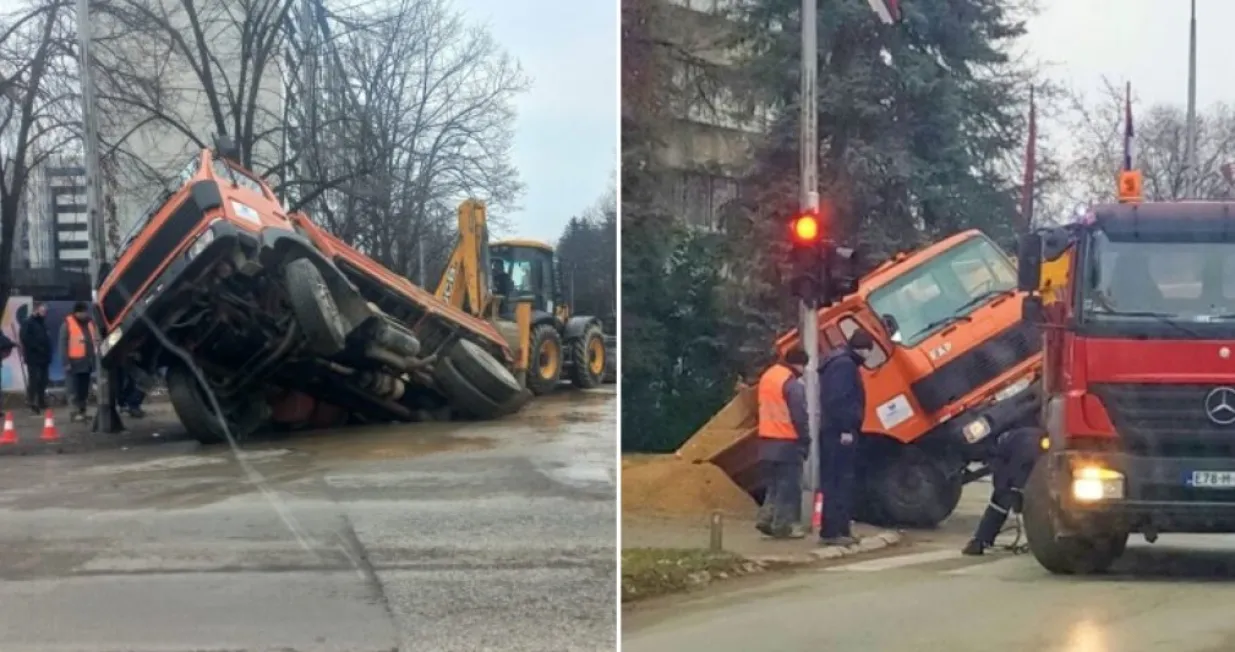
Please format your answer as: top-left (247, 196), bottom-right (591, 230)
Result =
top-left (941, 555), bottom-right (1028, 577)
top-left (826, 548), bottom-right (960, 572)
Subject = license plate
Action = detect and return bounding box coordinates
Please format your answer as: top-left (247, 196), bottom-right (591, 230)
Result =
top-left (1189, 471), bottom-right (1235, 488)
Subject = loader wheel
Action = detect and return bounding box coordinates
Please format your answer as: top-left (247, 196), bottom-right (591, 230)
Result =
top-left (526, 323), bottom-right (563, 395)
top-left (568, 324), bottom-right (606, 390)
top-left (285, 258), bottom-right (348, 356)
top-left (1022, 460), bottom-right (1127, 575)
top-left (602, 335), bottom-right (616, 384)
top-left (440, 338), bottom-right (522, 407)
top-left (867, 446), bottom-right (963, 529)
top-left (166, 363), bottom-right (264, 445)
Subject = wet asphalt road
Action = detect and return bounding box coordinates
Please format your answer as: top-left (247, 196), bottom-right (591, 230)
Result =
top-left (624, 483), bottom-right (1235, 652)
top-left (0, 390), bottom-right (616, 651)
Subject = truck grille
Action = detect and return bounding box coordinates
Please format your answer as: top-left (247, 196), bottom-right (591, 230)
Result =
top-left (100, 200), bottom-right (204, 324)
top-left (1091, 384), bottom-right (1235, 458)
top-left (910, 321), bottom-right (1040, 414)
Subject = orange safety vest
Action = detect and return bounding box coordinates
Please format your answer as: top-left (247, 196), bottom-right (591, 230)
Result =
top-left (65, 317), bottom-right (98, 361)
top-left (757, 363), bottom-right (798, 440)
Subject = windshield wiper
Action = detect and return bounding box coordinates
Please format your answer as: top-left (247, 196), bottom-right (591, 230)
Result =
top-left (910, 313), bottom-right (973, 340)
top-left (1097, 310), bottom-right (1204, 338)
top-left (952, 287), bottom-right (1015, 316)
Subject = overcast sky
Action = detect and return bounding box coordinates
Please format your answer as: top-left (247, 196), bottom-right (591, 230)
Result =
top-left (454, 0), bottom-right (617, 243)
top-left (1024, 0), bottom-right (1231, 112)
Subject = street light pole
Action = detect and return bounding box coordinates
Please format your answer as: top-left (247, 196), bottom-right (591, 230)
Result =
top-left (77, 0), bottom-right (121, 433)
top-left (1184, 0), bottom-right (1198, 199)
top-left (800, 0), bottom-right (821, 526)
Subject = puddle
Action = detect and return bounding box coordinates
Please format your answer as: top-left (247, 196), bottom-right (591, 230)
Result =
top-left (281, 427), bottom-right (496, 461)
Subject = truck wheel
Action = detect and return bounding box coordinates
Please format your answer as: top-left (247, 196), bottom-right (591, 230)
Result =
top-left (166, 364), bottom-right (264, 444)
top-left (434, 357), bottom-right (501, 420)
top-left (526, 323), bottom-right (563, 395)
top-left (440, 338), bottom-right (522, 407)
top-left (1022, 460), bottom-right (1127, 575)
top-left (285, 258), bottom-right (348, 356)
top-left (868, 446), bottom-right (963, 528)
top-left (568, 324), bottom-right (606, 390)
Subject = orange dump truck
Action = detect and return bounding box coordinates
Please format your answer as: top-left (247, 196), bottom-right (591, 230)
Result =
top-left (96, 146), bottom-right (527, 443)
top-left (678, 229), bottom-right (1044, 527)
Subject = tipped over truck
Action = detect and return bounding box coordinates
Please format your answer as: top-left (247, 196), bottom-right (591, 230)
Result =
top-left (96, 146), bottom-right (532, 443)
top-left (679, 229), bottom-right (1044, 528)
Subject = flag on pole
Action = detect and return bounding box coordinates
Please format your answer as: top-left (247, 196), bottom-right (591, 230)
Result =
top-left (1123, 82), bottom-right (1135, 171)
top-left (1020, 87), bottom-right (1037, 233)
top-left (867, 0), bottom-right (901, 24)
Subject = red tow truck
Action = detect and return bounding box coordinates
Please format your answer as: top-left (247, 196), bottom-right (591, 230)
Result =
top-left (1017, 198), bottom-right (1235, 574)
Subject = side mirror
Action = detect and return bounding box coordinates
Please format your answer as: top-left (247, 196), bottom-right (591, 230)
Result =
top-left (1016, 233), bottom-right (1042, 292)
top-left (880, 313), bottom-right (900, 338)
top-left (1022, 295), bottom-right (1043, 324)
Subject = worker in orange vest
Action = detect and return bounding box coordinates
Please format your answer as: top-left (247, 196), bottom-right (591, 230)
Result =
top-left (58, 301), bottom-right (98, 422)
top-left (754, 345), bottom-right (810, 539)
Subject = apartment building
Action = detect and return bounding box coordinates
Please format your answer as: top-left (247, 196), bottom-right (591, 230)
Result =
top-left (654, 0), bottom-right (773, 230)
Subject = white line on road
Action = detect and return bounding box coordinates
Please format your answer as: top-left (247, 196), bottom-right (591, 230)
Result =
top-left (826, 549), bottom-right (960, 572)
top-left (941, 555), bottom-right (1027, 577)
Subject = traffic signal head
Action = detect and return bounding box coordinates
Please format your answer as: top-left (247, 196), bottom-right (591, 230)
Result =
top-left (790, 213), bottom-right (821, 245)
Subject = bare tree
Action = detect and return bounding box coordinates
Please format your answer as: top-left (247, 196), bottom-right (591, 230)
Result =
top-left (293, 0), bottom-right (528, 282)
top-left (0, 0), bottom-right (76, 300)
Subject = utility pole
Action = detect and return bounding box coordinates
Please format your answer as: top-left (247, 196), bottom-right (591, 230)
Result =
top-left (1185, 0), bottom-right (1198, 199)
top-left (78, 0), bottom-right (121, 433)
top-left (799, 0), bottom-right (821, 523)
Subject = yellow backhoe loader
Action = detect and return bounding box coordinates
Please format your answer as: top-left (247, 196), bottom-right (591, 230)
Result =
top-left (435, 200), bottom-right (614, 395)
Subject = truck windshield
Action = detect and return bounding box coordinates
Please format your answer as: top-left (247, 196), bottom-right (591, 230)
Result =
top-left (114, 155), bottom-right (202, 261)
top-left (867, 235), bottom-right (1017, 347)
top-left (1083, 230), bottom-right (1235, 322)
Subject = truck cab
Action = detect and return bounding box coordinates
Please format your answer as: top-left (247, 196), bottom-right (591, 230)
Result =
top-left (1019, 201), bottom-right (1235, 574)
top-left (775, 229), bottom-right (1041, 527)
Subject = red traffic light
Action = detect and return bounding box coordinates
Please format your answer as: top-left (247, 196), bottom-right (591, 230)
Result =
top-left (790, 213), bottom-right (821, 245)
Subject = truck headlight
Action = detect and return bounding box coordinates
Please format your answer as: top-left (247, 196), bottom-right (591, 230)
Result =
top-left (186, 225), bottom-right (218, 260)
top-left (1072, 466), bottom-right (1125, 502)
top-left (962, 417), bottom-right (991, 444)
top-left (101, 328), bottom-right (122, 355)
top-left (995, 375), bottom-right (1033, 403)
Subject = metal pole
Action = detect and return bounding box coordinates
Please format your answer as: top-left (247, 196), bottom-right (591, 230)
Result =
top-left (800, 0), bottom-right (821, 527)
top-left (78, 0), bottom-right (120, 432)
top-left (1185, 0), bottom-right (1198, 199)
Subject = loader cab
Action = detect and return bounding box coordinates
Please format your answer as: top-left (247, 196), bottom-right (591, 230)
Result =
top-left (489, 239), bottom-right (560, 319)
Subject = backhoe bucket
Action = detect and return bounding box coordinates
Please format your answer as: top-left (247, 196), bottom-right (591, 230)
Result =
top-left (675, 386), bottom-right (762, 496)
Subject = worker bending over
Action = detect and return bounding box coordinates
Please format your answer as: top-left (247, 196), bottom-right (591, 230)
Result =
top-left (754, 346), bottom-right (809, 539)
top-left (818, 332), bottom-right (875, 547)
top-left (963, 426), bottom-right (1044, 555)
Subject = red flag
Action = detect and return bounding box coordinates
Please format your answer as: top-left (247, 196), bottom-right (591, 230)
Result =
top-left (1020, 87), bottom-right (1037, 233)
top-left (1123, 82), bottom-right (1135, 171)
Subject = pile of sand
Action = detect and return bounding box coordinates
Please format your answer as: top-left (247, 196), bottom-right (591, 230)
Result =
top-left (621, 455), bottom-right (757, 518)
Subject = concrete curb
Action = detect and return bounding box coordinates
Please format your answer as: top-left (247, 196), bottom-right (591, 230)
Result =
top-left (747, 529), bottom-right (905, 566)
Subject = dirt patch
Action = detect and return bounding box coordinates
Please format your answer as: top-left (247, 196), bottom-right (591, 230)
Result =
top-left (622, 548), bottom-right (758, 603)
top-left (621, 455), bottom-right (757, 518)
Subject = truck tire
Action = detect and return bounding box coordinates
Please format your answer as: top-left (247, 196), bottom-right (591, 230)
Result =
top-left (434, 356), bottom-right (501, 420)
top-left (526, 323), bottom-right (563, 395)
top-left (441, 338), bottom-right (522, 407)
top-left (867, 446), bottom-right (963, 528)
top-left (568, 324), bottom-right (606, 390)
top-left (166, 364), bottom-right (264, 444)
top-left (285, 258), bottom-right (348, 357)
top-left (1022, 460), bottom-right (1127, 575)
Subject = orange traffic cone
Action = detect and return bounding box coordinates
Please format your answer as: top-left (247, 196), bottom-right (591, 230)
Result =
top-left (0, 412), bottom-right (16, 445)
top-left (40, 410), bottom-right (59, 442)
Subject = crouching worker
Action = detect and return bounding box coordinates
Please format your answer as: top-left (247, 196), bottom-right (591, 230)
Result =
top-left (963, 426), bottom-right (1045, 555)
top-left (754, 346), bottom-right (809, 539)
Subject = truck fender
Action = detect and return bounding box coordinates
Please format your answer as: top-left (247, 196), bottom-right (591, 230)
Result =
top-left (562, 315), bottom-right (601, 342)
top-left (256, 228), bottom-right (372, 333)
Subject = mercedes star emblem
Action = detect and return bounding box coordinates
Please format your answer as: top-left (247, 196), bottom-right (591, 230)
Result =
top-left (1205, 387), bottom-right (1235, 426)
